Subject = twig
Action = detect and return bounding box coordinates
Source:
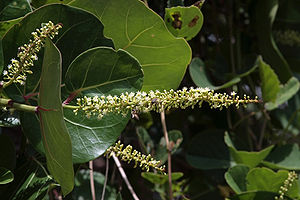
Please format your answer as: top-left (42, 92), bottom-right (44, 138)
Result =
top-left (143, 0), bottom-right (148, 7)
top-left (160, 109), bottom-right (173, 200)
top-left (89, 161), bottom-right (96, 200)
top-left (112, 153), bottom-right (140, 200)
top-left (101, 156), bottom-right (109, 200)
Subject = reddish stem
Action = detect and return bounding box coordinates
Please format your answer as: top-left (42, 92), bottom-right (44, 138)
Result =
top-left (63, 91), bottom-right (78, 105)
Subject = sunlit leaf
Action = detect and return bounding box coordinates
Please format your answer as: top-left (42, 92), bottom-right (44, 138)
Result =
top-left (70, 0), bottom-right (192, 91)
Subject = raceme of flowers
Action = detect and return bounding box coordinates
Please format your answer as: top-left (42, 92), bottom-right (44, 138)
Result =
top-left (275, 171), bottom-right (298, 200)
top-left (2, 21), bottom-right (62, 87)
top-left (74, 87), bottom-right (259, 119)
top-left (105, 141), bottom-right (166, 174)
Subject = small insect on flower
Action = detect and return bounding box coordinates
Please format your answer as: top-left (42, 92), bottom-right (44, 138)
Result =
top-left (131, 109), bottom-right (139, 120)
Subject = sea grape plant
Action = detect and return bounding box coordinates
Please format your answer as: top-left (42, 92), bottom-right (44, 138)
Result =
top-left (0, 0), bottom-right (298, 199)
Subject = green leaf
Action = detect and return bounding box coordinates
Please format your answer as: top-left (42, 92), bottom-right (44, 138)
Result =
top-left (64, 47), bottom-right (143, 163)
top-left (186, 130), bottom-right (232, 170)
top-left (262, 144), bottom-right (300, 170)
top-left (0, 0), bottom-right (32, 21)
top-left (0, 18), bottom-right (21, 39)
top-left (0, 167), bottom-right (13, 184)
top-left (141, 172), bottom-right (183, 184)
top-left (258, 56), bottom-right (280, 102)
top-left (155, 130), bottom-right (183, 164)
top-left (13, 165), bottom-right (52, 200)
top-left (31, 0), bottom-right (72, 8)
top-left (38, 38), bottom-right (74, 195)
top-left (70, 0), bottom-right (192, 91)
top-left (224, 132), bottom-right (274, 169)
top-left (2, 4), bottom-right (112, 101)
top-left (225, 165), bottom-right (249, 194)
top-left (73, 169), bottom-right (117, 200)
top-left (189, 57), bottom-right (257, 90)
top-left (230, 191), bottom-right (293, 200)
top-left (20, 112), bottom-right (45, 154)
top-left (246, 167), bottom-right (299, 199)
top-left (255, 0), bottom-right (292, 82)
top-left (164, 6), bottom-right (203, 41)
top-left (0, 134), bottom-right (16, 170)
top-left (265, 77), bottom-right (300, 110)
top-left (0, 110), bottom-right (20, 127)
top-left (136, 127), bottom-right (154, 155)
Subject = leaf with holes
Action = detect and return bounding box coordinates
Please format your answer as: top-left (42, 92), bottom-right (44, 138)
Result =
top-left (164, 6), bottom-right (203, 40)
top-left (70, 0), bottom-right (191, 91)
top-left (38, 38), bottom-right (74, 195)
top-left (64, 47), bottom-right (143, 163)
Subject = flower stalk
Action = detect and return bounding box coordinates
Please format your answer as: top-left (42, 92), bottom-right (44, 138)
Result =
top-left (105, 141), bottom-right (166, 174)
top-left (2, 21), bottom-right (62, 88)
top-left (74, 87), bottom-right (259, 119)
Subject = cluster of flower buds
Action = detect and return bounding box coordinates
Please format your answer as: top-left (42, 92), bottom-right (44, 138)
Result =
top-left (74, 87), bottom-right (259, 119)
top-left (105, 141), bottom-right (165, 174)
top-left (275, 171), bottom-right (298, 200)
top-left (2, 21), bottom-right (62, 87)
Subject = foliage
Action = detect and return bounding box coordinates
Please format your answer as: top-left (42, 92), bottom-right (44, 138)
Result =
top-left (0, 0), bottom-right (300, 199)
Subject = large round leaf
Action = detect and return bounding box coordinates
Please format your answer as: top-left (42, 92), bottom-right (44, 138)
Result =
top-left (64, 47), bottom-right (143, 163)
top-left (2, 3), bottom-right (112, 101)
top-left (70, 0), bottom-right (191, 91)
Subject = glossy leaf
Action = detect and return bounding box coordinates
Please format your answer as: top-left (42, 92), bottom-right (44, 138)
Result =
top-left (258, 56), bottom-right (280, 102)
top-left (38, 38), bottom-right (74, 195)
top-left (164, 6), bottom-right (203, 41)
top-left (70, 0), bottom-right (192, 91)
top-left (255, 0), bottom-right (292, 82)
top-left (225, 165), bottom-right (249, 194)
top-left (0, 167), bottom-right (13, 184)
top-left (0, 110), bottom-right (20, 127)
top-left (225, 132), bottom-right (274, 169)
top-left (141, 172), bottom-right (183, 184)
top-left (2, 4), bottom-right (113, 101)
top-left (262, 144), bottom-right (300, 170)
top-left (64, 47), bottom-right (143, 163)
top-left (189, 57), bottom-right (257, 90)
top-left (186, 130), bottom-right (232, 169)
top-left (246, 167), bottom-right (299, 199)
top-left (265, 77), bottom-right (300, 110)
top-left (0, 0), bottom-right (31, 21)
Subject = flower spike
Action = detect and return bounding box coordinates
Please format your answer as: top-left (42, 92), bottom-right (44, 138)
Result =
top-left (74, 87), bottom-right (259, 119)
top-left (2, 21), bottom-right (62, 88)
